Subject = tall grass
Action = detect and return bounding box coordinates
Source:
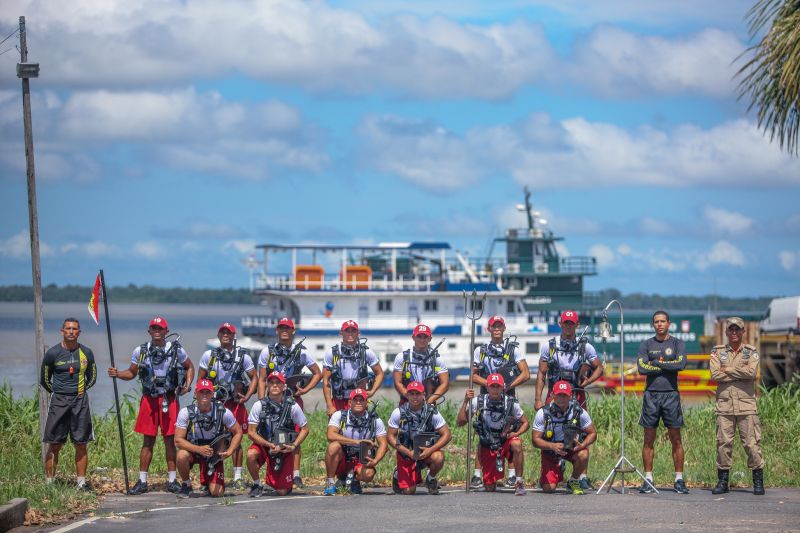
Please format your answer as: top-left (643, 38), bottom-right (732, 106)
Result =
top-left (2, 383), bottom-right (799, 522)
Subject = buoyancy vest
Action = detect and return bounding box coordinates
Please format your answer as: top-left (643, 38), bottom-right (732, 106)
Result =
top-left (330, 343), bottom-right (370, 398)
top-left (186, 400), bottom-right (227, 445)
top-left (397, 402), bottom-right (436, 449)
top-left (338, 408), bottom-right (378, 458)
top-left (473, 393), bottom-right (519, 450)
top-left (547, 337), bottom-right (588, 388)
top-left (264, 342), bottom-right (304, 376)
top-left (137, 341), bottom-right (184, 397)
top-left (400, 348), bottom-right (442, 389)
top-left (256, 396), bottom-right (296, 442)
top-left (208, 346), bottom-right (249, 397)
top-left (542, 399), bottom-right (583, 450)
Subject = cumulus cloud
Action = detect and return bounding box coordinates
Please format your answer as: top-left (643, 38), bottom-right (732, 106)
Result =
top-left (0, 229), bottom-right (55, 258)
top-left (132, 240), bottom-right (165, 259)
top-left (778, 251), bottom-right (797, 272)
top-left (588, 244), bottom-right (615, 268)
top-left (697, 240), bottom-right (746, 270)
top-left (224, 239), bottom-right (257, 254)
top-left (703, 206), bottom-right (755, 235)
top-left (586, 240), bottom-right (747, 273)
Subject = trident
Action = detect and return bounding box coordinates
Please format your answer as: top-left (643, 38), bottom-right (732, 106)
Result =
top-left (463, 289), bottom-right (486, 493)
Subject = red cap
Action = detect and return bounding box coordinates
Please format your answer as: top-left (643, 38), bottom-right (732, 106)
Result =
top-left (218, 322), bottom-right (236, 334)
top-left (149, 316), bottom-right (168, 329)
top-left (406, 381), bottom-right (425, 393)
top-left (267, 371), bottom-right (286, 384)
top-left (560, 310), bottom-right (579, 324)
top-left (486, 373), bottom-right (505, 387)
top-left (413, 324), bottom-right (432, 337)
top-left (553, 380), bottom-right (572, 396)
top-left (341, 319), bottom-right (359, 332)
top-left (349, 388), bottom-right (368, 400)
top-left (488, 315), bottom-right (505, 328)
top-left (277, 317), bottom-right (295, 329)
top-left (196, 378), bottom-right (214, 393)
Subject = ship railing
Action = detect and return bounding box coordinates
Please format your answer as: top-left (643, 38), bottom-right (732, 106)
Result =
top-left (255, 274), bottom-right (442, 292)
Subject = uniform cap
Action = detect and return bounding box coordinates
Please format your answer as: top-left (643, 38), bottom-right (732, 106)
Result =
top-left (486, 373), bottom-right (505, 386)
top-left (553, 380), bottom-right (572, 396)
top-left (149, 316), bottom-right (168, 329)
top-left (726, 317), bottom-right (745, 330)
top-left (488, 316), bottom-right (505, 328)
top-left (267, 371), bottom-right (286, 384)
top-left (277, 317), bottom-right (295, 329)
top-left (413, 324), bottom-right (432, 338)
top-left (196, 378), bottom-right (214, 392)
top-left (406, 381), bottom-right (425, 393)
top-left (341, 319), bottom-right (359, 332)
top-left (218, 322), bottom-right (236, 334)
top-left (560, 310), bottom-right (579, 324)
top-left (349, 388), bottom-right (368, 400)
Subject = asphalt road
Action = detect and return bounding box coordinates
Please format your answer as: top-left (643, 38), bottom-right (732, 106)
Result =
top-left (22, 484), bottom-right (800, 533)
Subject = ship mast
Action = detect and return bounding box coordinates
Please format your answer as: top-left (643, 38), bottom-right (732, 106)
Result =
top-left (523, 186), bottom-right (534, 232)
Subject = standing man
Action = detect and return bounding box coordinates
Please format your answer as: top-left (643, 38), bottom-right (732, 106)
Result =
top-left (535, 310), bottom-right (603, 410)
top-left (40, 318), bottom-right (97, 490)
top-left (322, 320), bottom-right (384, 416)
top-left (256, 317), bottom-right (321, 488)
top-left (108, 316), bottom-right (195, 495)
top-left (198, 322), bottom-right (256, 490)
top-left (710, 317), bottom-right (765, 495)
top-left (393, 324), bottom-right (450, 404)
top-left (471, 315), bottom-right (530, 488)
top-left (636, 310), bottom-right (688, 494)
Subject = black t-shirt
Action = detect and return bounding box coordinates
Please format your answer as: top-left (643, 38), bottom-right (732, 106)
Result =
top-left (636, 336), bottom-right (686, 392)
top-left (40, 343), bottom-right (97, 395)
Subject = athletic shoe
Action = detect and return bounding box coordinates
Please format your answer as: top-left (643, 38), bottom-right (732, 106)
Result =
top-left (426, 476), bottom-right (440, 495)
top-left (76, 481), bottom-right (93, 493)
top-left (177, 483), bottom-right (193, 499)
top-left (293, 476), bottom-right (305, 489)
top-left (229, 479), bottom-right (247, 491)
top-left (579, 478), bottom-right (594, 491)
top-left (470, 475), bottom-right (483, 489)
top-left (505, 475), bottom-right (517, 488)
top-left (392, 468), bottom-right (401, 494)
top-left (323, 482), bottom-right (337, 496)
top-left (199, 484), bottom-right (210, 496)
top-left (674, 479), bottom-right (689, 494)
top-left (128, 480), bottom-right (148, 495)
top-left (349, 479), bottom-right (363, 494)
top-left (514, 481), bottom-right (527, 496)
top-left (166, 480), bottom-right (181, 494)
top-left (249, 483), bottom-right (263, 498)
top-left (638, 480), bottom-right (655, 494)
top-left (566, 479), bottom-right (585, 495)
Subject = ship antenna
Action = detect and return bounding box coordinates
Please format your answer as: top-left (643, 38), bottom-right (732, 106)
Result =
top-left (524, 186), bottom-right (534, 231)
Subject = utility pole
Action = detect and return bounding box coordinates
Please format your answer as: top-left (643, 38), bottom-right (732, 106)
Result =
top-left (17, 15), bottom-right (46, 462)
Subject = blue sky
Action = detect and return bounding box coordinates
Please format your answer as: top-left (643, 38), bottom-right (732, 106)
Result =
top-left (0, 0), bottom-right (798, 297)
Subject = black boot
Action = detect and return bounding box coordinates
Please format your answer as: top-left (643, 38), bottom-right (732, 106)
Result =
top-left (753, 468), bottom-right (765, 495)
top-left (711, 469), bottom-right (729, 495)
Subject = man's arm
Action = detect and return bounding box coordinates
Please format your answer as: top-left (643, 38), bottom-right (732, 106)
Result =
top-left (573, 423), bottom-right (597, 452)
top-left (509, 359), bottom-right (531, 390)
top-left (326, 424), bottom-right (361, 447)
top-left (534, 360), bottom-right (548, 409)
top-left (85, 348), bottom-right (98, 390)
top-left (40, 350), bottom-right (53, 392)
top-left (296, 363), bottom-right (322, 395)
top-left (220, 420), bottom-right (243, 458)
top-left (368, 363), bottom-right (384, 397)
top-left (180, 358), bottom-right (195, 394)
top-left (429, 371), bottom-right (449, 404)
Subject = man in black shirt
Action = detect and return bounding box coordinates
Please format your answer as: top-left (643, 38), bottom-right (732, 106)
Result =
top-left (636, 310), bottom-right (688, 494)
top-left (40, 318), bottom-right (97, 490)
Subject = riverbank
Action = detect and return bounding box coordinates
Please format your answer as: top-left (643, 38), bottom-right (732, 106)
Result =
top-left (2, 383), bottom-right (798, 525)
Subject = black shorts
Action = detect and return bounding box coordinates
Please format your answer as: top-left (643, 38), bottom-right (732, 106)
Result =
top-left (43, 392), bottom-right (94, 444)
top-left (639, 390), bottom-right (683, 429)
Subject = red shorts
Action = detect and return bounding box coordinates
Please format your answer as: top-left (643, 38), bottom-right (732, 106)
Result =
top-left (134, 394), bottom-right (178, 437)
top-left (188, 453), bottom-right (225, 487)
top-left (478, 437), bottom-right (519, 487)
top-left (395, 452), bottom-right (426, 489)
top-left (335, 456), bottom-right (363, 477)
top-left (248, 444), bottom-right (293, 491)
top-left (539, 449), bottom-right (579, 487)
top-left (546, 389), bottom-right (587, 409)
top-left (224, 399), bottom-right (249, 434)
top-left (332, 398), bottom-right (349, 411)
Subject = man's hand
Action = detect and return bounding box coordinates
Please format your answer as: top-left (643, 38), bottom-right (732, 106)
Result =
top-left (197, 445), bottom-right (214, 458)
top-left (417, 447), bottom-right (433, 461)
top-left (107, 367), bottom-right (118, 378)
top-left (326, 404), bottom-right (337, 417)
top-left (464, 389), bottom-right (475, 401)
top-left (179, 385), bottom-right (191, 396)
top-left (219, 449), bottom-right (233, 459)
top-left (550, 442), bottom-right (567, 457)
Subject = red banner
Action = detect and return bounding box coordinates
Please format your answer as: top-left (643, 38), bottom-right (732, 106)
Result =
top-left (88, 273), bottom-right (101, 325)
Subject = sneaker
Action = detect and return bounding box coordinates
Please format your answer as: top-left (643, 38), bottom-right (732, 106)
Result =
top-left (674, 479), bottom-right (689, 494)
top-left (638, 479), bottom-right (655, 494)
top-left (505, 475), bottom-right (517, 488)
top-left (426, 476), bottom-right (439, 495)
top-left (514, 481), bottom-right (527, 496)
top-left (566, 479), bottom-right (585, 495)
top-left (470, 475), bottom-right (483, 489)
top-left (249, 483), bottom-right (263, 498)
top-left (293, 476), bottom-right (305, 489)
top-left (229, 479), bottom-right (247, 491)
top-left (199, 484), bottom-right (210, 496)
top-left (166, 480), bottom-right (181, 494)
top-left (76, 481), bottom-right (93, 493)
top-left (579, 478), bottom-right (594, 491)
top-left (128, 480), bottom-right (148, 495)
top-left (323, 482), bottom-right (337, 496)
top-left (392, 468), bottom-right (401, 494)
top-left (350, 478), bottom-right (363, 494)
top-left (178, 482), bottom-right (193, 499)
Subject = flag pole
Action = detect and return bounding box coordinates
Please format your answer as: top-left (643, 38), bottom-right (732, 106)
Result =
top-left (99, 269), bottom-right (130, 494)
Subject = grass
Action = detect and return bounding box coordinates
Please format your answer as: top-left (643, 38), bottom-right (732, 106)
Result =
top-left (2, 383), bottom-right (799, 523)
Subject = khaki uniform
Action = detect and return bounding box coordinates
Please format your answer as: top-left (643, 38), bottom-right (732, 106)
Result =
top-left (710, 343), bottom-right (764, 470)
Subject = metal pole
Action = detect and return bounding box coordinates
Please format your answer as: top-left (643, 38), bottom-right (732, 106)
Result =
top-left (18, 15), bottom-right (47, 463)
top-left (463, 290), bottom-right (486, 493)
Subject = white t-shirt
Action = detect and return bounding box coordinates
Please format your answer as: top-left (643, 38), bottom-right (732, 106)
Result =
top-left (472, 343), bottom-right (524, 374)
top-left (469, 396), bottom-right (524, 432)
top-left (392, 348), bottom-right (448, 384)
top-left (131, 341), bottom-right (189, 395)
top-left (199, 348), bottom-right (255, 389)
top-left (257, 342), bottom-right (318, 375)
top-left (176, 405), bottom-right (237, 441)
top-left (247, 400), bottom-right (307, 428)
top-left (322, 344), bottom-right (379, 381)
top-left (532, 405), bottom-right (593, 443)
top-left (539, 337), bottom-right (598, 375)
top-left (387, 407), bottom-right (446, 430)
top-left (328, 410), bottom-right (387, 440)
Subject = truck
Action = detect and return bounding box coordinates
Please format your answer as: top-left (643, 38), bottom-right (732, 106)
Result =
top-left (761, 296), bottom-right (800, 334)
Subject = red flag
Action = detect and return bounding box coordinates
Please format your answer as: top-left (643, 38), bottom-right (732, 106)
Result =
top-left (88, 273), bottom-right (101, 325)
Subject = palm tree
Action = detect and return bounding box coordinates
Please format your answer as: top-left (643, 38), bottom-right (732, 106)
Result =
top-left (736, 0), bottom-right (800, 156)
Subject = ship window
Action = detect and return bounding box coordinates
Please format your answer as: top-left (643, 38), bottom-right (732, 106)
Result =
top-left (424, 299), bottom-right (438, 312)
top-left (448, 343), bottom-right (456, 349)
top-left (378, 299), bottom-right (392, 312)
top-left (469, 299), bottom-right (483, 312)
top-left (526, 342), bottom-right (540, 354)
top-left (507, 301), bottom-right (516, 314)
top-left (316, 344), bottom-right (325, 351)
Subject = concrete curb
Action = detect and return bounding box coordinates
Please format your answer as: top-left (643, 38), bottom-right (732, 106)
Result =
top-left (0, 498), bottom-right (27, 532)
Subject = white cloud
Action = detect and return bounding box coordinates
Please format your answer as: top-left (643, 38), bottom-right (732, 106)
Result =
top-left (778, 251), bottom-right (797, 272)
top-left (588, 244), bottom-right (615, 268)
top-left (703, 206), bottom-right (755, 234)
top-left (587, 240), bottom-right (748, 273)
top-left (132, 241), bottom-right (165, 259)
top-left (639, 217), bottom-right (671, 236)
top-left (224, 240), bottom-right (257, 254)
top-left (0, 229), bottom-right (55, 258)
top-left (698, 240), bottom-right (747, 270)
